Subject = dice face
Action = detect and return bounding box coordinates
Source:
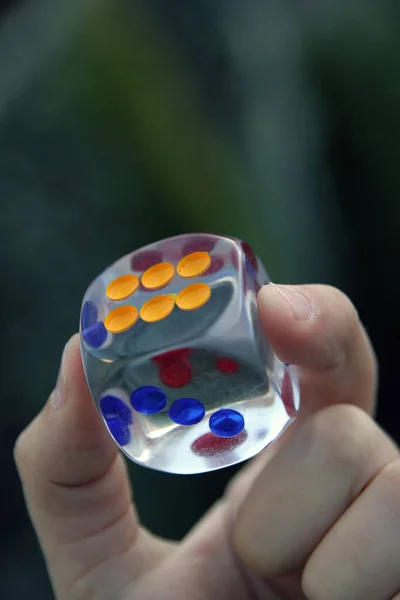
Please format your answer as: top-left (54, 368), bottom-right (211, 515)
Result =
top-left (80, 233), bottom-right (300, 474)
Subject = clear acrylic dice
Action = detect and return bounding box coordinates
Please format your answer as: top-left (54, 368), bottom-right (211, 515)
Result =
top-left (80, 233), bottom-right (299, 474)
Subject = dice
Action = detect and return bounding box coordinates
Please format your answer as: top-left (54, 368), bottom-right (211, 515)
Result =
top-left (80, 233), bottom-right (299, 474)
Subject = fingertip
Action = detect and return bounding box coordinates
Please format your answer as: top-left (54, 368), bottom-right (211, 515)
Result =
top-left (258, 283), bottom-right (377, 415)
top-left (45, 334), bottom-right (80, 414)
top-left (257, 284), bottom-right (344, 371)
top-left (15, 332), bottom-right (117, 489)
top-left (259, 283), bottom-right (316, 324)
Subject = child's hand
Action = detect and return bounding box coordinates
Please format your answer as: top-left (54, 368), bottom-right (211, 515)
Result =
top-left (15, 285), bottom-right (399, 600)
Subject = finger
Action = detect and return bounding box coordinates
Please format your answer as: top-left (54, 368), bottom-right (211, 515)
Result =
top-left (234, 404), bottom-right (399, 579)
top-left (226, 283), bottom-right (379, 515)
top-left (303, 458), bottom-right (400, 600)
top-left (221, 283), bottom-right (378, 535)
top-left (258, 284), bottom-right (378, 417)
top-left (15, 334), bottom-right (172, 600)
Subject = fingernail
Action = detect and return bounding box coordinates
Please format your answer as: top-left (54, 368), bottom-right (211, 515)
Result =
top-left (49, 342), bottom-right (71, 411)
top-left (268, 284), bottom-right (314, 323)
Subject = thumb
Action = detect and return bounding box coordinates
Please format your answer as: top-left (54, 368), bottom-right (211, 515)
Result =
top-left (15, 334), bottom-right (171, 600)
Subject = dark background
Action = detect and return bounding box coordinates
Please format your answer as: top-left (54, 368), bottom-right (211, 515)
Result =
top-left (1, 0), bottom-right (399, 598)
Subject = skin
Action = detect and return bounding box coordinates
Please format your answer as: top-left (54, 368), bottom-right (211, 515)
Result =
top-left (15, 284), bottom-right (400, 600)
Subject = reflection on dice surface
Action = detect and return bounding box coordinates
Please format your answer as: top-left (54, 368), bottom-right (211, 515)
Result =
top-left (80, 233), bottom-right (300, 474)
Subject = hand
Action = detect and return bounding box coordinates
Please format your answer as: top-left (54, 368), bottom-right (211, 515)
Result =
top-left (15, 284), bottom-right (400, 600)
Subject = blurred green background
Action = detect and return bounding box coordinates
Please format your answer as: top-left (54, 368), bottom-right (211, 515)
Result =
top-left (1, 0), bottom-right (399, 597)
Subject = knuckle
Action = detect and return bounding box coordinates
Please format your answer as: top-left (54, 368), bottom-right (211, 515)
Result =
top-left (337, 289), bottom-right (360, 326)
top-left (302, 565), bottom-right (332, 600)
top-left (316, 285), bottom-right (360, 329)
top-left (377, 459), bottom-right (400, 513)
top-left (335, 290), bottom-right (378, 382)
top-left (324, 282), bottom-right (359, 323)
top-left (322, 285), bottom-right (359, 324)
top-left (308, 404), bottom-right (372, 472)
top-left (307, 286), bottom-right (363, 373)
top-left (327, 287), bottom-right (378, 378)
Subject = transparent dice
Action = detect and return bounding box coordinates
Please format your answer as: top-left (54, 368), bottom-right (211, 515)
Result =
top-left (80, 233), bottom-right (300, 474)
